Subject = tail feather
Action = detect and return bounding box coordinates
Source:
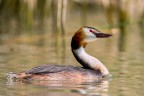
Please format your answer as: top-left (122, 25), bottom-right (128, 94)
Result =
top-left (6, 72), bottom-right (17, 82)
top-left (7, 72), bottom-right (32, 82)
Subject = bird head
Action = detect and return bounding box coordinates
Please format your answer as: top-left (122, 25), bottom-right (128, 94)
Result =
top-left (71, 26), bottom-right (112, 49)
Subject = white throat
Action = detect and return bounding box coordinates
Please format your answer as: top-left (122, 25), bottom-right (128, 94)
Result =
top-left (72, 46), bottom-right (109, 76)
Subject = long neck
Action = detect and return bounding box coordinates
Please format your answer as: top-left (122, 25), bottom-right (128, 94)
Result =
top-left (72, 46), bottom-right (109, 76)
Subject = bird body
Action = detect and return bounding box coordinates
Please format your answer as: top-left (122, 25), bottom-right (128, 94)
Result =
top-left (7, 26), bottom-right (112, 81)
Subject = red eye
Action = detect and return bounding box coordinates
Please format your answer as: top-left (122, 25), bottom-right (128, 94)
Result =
top-left (89, 29), bottom-right (93, 32)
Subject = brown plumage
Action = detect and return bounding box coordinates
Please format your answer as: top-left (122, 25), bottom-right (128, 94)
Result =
top-left (11, 64), bottom-right (102, 81)
top-left (71, 27), bottom-right (87, 49)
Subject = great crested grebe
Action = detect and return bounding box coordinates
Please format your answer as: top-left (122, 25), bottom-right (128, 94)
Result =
top-left (7, 26), bottom-right (112, 81)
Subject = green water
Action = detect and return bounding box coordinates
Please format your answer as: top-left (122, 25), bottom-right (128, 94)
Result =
top-left (0, 1), bottom-right (144, 96)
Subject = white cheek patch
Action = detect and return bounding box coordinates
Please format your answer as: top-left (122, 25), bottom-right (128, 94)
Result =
top-left (83, 28), bottom-right (97, 42)
top-left (83, 28), bottom-right (92, 36)
top-left (85, 36), bottom-right (97, 42)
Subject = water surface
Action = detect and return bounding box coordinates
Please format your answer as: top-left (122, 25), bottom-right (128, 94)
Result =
top-left (0, 1), bottom-right (144, 96)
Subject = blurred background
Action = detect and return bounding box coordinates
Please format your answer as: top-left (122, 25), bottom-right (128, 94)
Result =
top-left (0, 0), bottom-right (144, 96)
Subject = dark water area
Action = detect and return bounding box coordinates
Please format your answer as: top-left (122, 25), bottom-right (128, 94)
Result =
top-left (0, 0), bottom-right (144, 96)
